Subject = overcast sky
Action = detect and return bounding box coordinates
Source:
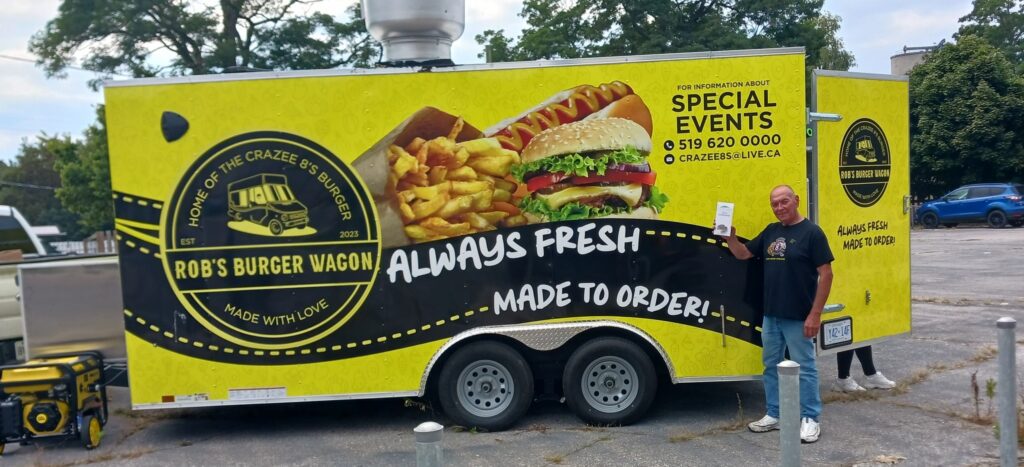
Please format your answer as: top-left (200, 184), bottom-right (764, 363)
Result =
top-left (0, 0), bottom-right (974, 163)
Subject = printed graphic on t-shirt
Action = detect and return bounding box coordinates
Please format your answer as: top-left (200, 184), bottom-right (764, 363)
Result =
top-left (767, 237), bottom-right (787, 260)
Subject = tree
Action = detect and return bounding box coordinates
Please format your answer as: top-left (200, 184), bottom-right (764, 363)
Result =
top-left (812, 13), bottom-right (855, 71)
top-left (475, 0), bottom-right (853, 71)
top-left (54, 106), bottom-right (113, 234)
top-left (956, 0), bottom-right (1024, 70)
top-left (29, 0), bottom-right (381, 87)
top-left (909, 35), bottom-right (1024, 198)
top-left (0, 136), bottom-right (88, 238)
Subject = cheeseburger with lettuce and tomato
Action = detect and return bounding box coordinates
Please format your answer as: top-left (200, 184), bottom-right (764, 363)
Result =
top-left (511, 117), bottom-right (668, 223)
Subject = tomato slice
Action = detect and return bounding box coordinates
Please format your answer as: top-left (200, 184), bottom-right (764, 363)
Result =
top-left (570, 170), bottom-right (656, 186)
top-left (525, 173), bottom-right (569, 192)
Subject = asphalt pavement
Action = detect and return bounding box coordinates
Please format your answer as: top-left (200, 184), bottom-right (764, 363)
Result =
top-left (2, 226), bottom-right (1022, 466)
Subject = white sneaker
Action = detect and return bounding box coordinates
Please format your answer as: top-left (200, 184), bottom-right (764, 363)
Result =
top-left (800, 417), bottom-right (820, 443)
top-left (863, 372), bottom-right (896, 389)
top-left (835, 377), bottom-right (865, 392)
top-left (747, 414), bottom-right (779, 433)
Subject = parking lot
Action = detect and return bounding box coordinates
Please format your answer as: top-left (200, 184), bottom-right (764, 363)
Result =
top-left (3, 226), bottom-right (1023, 466)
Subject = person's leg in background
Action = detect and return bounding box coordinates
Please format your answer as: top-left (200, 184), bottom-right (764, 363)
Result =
top-left (856, 346), bottom-right (896, 389)
top-left (836, 349), bottom-right (865, 392)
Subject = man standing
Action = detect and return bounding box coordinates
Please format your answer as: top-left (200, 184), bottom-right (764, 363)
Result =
top-left (719, 185), bottom-right (834, 443)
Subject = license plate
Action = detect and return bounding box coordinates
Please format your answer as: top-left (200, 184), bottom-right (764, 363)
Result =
top-left (821, 317), bottom-right (853, 349)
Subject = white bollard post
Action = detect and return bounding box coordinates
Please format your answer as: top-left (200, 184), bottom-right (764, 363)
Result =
top-left (415, 421), bottom-right (444, 467)
top-left (997, 317), bottom-right (1017, 467)
top-left (778, 360), bottom-right (801, 467)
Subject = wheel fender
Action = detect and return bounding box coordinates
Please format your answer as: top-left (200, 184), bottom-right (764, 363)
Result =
top-left (418, 321), bottom-right (677, 396)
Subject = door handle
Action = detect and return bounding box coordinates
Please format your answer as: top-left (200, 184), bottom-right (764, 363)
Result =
top-left (824, 303), bottom-right (845, 314)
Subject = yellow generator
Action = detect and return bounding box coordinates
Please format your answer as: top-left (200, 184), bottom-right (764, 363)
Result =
top-left (0, 352), bottom-right (108, 453)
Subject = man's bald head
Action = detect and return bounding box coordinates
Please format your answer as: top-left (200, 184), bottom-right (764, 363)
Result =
top-left (769, 184), bottom-right (803, 225)
top-left (771, 185), bottom-right (796, 199)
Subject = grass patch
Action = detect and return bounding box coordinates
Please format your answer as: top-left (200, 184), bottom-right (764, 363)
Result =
top-left (668, 431), bottom-right (699, 443)
top-left (543, 454), bottom-right (566, 464)
top-left (33, 447), bottom-right (156, 467)
top-left (668, 393), bottom-right (746, 442)
top-left (542, 433), bottom-right (612, 464)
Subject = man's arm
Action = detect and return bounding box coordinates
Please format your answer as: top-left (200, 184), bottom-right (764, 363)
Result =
top-left (804, 262), bottom-right (833, 338)
top-left (722, 227), bottom-right (754, 260)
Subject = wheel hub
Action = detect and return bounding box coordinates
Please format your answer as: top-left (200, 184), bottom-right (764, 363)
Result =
top-left (456, 360), bottom-right (514, 418)
top-left (581, 356), bottom-right (640, 414)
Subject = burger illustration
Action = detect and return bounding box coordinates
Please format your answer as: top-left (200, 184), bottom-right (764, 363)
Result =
top-left (511, 117), bottom-right (668, 223)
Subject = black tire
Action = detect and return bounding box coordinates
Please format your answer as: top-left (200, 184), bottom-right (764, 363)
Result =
top-left (437, 341), bottom-right (533, 431)
top-left (942, 223), bottom-right (958, 228)
top-left (80, 413), bottom-right (101, 449)
top-left (1010, 220), bottom-right (1023, 228)
top-left (562, 337), bottom-right (657, 426)
top-left (268, 219), bottom-right (284, 235)
top-left (987, 210), bottom-right (1007, 228)
top-left (921, 212), bottom-right (939, 229)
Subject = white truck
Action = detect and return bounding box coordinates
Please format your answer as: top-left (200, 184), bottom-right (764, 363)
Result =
top-left (0, 205), bottom-right (49, 363)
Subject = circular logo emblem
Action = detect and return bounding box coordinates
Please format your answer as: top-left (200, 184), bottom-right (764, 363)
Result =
top-left (163, 132), bottom-right (380, 350)
top-left (839, 118), bottom-right (891, 207)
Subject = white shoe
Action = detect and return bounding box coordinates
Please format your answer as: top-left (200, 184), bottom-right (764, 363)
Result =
top-left (863, 372), bottom-right (896, 389)
top-left (747, 414), bottom-right (779, 433)
top-left (800, 417), bottom-right (820, 443)
top-left (835, 377), bottom-right (865, 392)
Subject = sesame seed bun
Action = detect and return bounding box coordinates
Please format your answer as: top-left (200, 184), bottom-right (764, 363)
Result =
top-left (520, 118), bottom-right (652, 164)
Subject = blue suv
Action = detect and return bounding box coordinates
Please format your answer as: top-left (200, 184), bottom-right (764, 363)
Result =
top-left (917, 183), bottom-right (1024, 228)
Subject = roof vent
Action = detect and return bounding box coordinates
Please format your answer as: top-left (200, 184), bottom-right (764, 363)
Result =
top-left (361, 0), bottom-right (465, 65)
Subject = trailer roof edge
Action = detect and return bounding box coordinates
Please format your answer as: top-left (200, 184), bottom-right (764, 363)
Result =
top-left (103, 47), bottom-right (807, 89)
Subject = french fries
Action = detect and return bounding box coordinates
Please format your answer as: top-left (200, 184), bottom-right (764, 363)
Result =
top-left (389, 118), bottom-right (523, 243)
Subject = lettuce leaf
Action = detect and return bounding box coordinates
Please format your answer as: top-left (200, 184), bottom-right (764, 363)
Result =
top-left (518, 184), bottom-right (670, 221)
top-left (645, 185), bottom-right (669, 212)
top-left (518, 197), bottom-right (629, 222)
top-left (510, 146), bottom-right (646, 182)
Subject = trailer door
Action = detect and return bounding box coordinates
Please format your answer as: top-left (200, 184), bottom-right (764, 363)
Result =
top-left (811, 71), bottom-right (911, 355)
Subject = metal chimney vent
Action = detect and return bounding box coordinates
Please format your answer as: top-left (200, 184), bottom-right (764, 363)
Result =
top-left (361, 0), bottom-right (466, 65)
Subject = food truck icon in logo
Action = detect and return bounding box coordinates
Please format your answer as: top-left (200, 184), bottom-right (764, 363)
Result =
top-left (227, 173), bottom-right (312, 236)
top-left (854, 137), bottom-right (877, 163)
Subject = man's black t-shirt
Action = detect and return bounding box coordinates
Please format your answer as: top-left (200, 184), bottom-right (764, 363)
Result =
top-left (745, 218), bottom-right (834, 321)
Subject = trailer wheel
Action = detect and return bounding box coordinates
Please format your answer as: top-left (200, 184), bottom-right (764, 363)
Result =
top-left (437, 341), bottom-right (533, 431)
top-left (80, 414), bottom-right (101, 449)
top-left (563, 337), bottom-right (657, 426)
top-left (268, 219), bottom-right (284, 235)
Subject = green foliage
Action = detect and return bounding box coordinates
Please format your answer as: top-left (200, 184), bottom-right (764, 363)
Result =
top-left (29, 1), bottom-right (382, 235)
top-left (475, 0), bottom-right (853, 71)
top-left (0, 135), bottom-right (87, 239)
top-left (54, 106), bottom-right (113, 234)
top-left (909, 35), bottom-right (1024, 198)
top-left (29, 0), bottom-right (381, 88)
top-left (956, 0), bottom-right (1024, 70)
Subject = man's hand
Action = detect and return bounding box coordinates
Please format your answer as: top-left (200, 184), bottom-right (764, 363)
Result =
top-left (717, 224), bottom-right (752, 260)
top-left (804, 312), bottom-right (821, 338)
top-left (713, 225), bottom-right (737, 240)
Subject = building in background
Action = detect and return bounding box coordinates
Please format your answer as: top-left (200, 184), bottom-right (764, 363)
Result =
top-left (891, 40), bottom-right (945, 75)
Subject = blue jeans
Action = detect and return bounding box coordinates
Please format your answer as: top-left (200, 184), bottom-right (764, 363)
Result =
top-left (761, 315), bottom-right (821, 421)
